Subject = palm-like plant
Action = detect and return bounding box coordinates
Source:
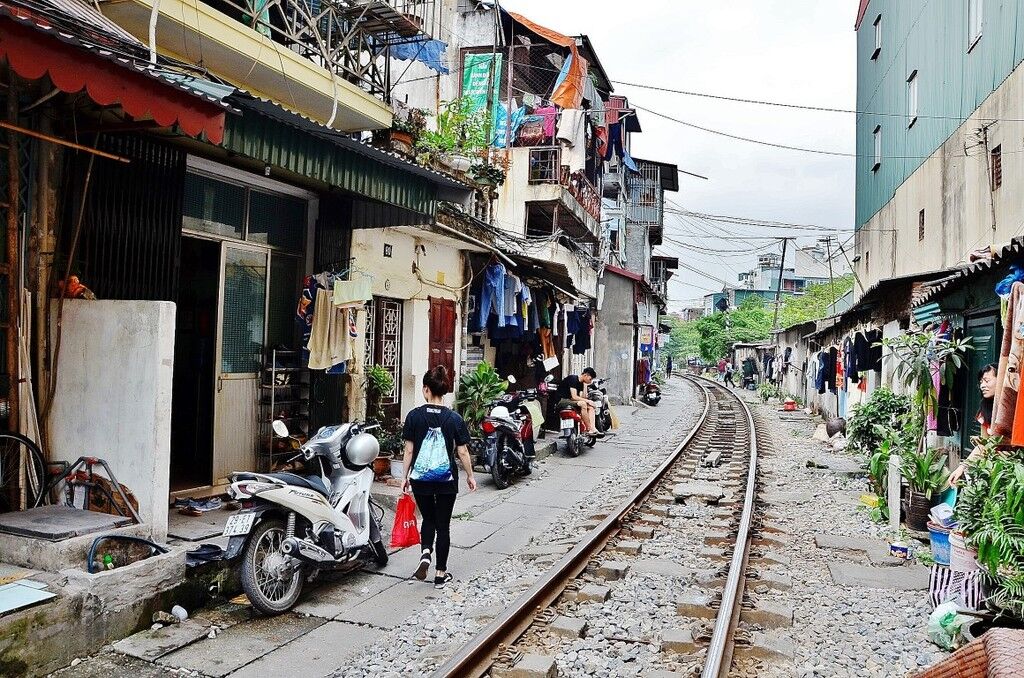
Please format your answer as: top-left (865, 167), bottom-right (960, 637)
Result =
top-left (454, 362), bottom-right (507, 434)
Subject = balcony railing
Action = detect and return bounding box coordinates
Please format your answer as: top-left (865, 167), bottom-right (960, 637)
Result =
top-left (561, 167), bottom-right (601, 223)
top-left (208, 0), bottom-right (440, 98)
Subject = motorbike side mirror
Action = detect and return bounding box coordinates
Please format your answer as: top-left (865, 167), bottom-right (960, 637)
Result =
top-left (507, 375), bottom-right (517, 385)
top-left (544, 375), bottom-right (554, 383)
top-left (272, 420), bottom-right (290, 438)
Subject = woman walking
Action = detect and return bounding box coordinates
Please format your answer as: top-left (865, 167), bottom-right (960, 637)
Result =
top-left (401, 365), bottom-right (477, 589)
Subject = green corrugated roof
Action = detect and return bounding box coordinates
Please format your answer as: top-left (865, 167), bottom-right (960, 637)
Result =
top-left (222, 103), bottom-right (442, 217)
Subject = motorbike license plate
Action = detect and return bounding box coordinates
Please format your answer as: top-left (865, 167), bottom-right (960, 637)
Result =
top-left (560, 418), bottom-right (575, 430)
top-left (222, 513), bottom-right (256, 537)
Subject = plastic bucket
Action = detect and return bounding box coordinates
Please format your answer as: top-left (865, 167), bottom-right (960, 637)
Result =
top-left (949, 530), bottom-right (980, 572)
top-left (927, 521), bottom-right (951, 566)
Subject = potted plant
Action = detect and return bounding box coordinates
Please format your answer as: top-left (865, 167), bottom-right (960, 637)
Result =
top-left (390, 107), bottom-right (428, 153)
top-left (416, 96), bottom-right (489, 171)
top-left (467, 161), bottom-right (506, 187)
top-left (900, 446), bottom-right (950, 531)
top-left (454, 362), bottom-right (507, 436)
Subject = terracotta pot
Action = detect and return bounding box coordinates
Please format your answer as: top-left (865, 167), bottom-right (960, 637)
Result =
top-left (903, 490), bottom-right (934, 532)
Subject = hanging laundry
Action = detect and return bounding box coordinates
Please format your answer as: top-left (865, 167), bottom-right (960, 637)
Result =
top-left (604, 122), bottom-right (625, 162)
top-left (605, 95), bottom-right (625, 125)
top-left (534, 106), bottom-right (558, 138)
top-left (307, 289), bottom-right (351, 370)
top-left (388, 38), bottom-right (449, 74)
top-left (503, 273), bottom-right (521, 319)
top-left (572, 309), bottom-right (592, 354)
top-left (332, 277), bottom-right (372, 308)
top-left (595, 125), bottom-right (609, 160)
top-left (479, 263), bottom-right (506, 329)
top-left (493, 102), bottom-right (527, 148)
top-left (843, 335), bottom-right (858, 384)
top-left (556, 108), bottom-right (587, 173)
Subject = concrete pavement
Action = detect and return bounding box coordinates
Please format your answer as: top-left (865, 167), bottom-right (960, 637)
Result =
top-left (49, 378), bottom-right (698, 678)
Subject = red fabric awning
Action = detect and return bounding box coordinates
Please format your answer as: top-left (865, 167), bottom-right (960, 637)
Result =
top-left (0, 16), bottom-right (225, 143)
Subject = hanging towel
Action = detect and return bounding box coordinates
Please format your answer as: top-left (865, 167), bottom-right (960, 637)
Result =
top-left (992, 282), bottom-right (1024, 439)
top-left (333, 278), bottom-right (372, 308)
top-left (534, 106), bottom-right (557, 138)
top-left (307, 288), bottom-right (350, 370)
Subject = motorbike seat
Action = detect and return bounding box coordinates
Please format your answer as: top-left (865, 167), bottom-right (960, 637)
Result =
top-left (265, 472), bottom-right (330, 497)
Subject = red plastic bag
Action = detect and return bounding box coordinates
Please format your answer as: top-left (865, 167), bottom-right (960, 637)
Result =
top-left (390, 493), bottom-right (420, 548)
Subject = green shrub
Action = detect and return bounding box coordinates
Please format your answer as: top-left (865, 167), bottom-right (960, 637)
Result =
top-left (846, 387), bottom-right (912, 455)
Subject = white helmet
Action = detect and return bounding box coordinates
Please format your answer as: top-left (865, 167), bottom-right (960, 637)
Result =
top-left (345, 432), bottom-right (380, 467)
top-left (490, 405), bottom-right (511, 420)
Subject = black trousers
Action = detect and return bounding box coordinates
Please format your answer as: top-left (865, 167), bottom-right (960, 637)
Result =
top-left (413, 491), bottom-right (457, 571)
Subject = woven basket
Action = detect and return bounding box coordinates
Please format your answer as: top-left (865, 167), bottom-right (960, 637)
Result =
top-left (913, 628), bottom-right (1024, 678)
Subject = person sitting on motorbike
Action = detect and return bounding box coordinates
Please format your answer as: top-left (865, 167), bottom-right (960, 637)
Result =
top-left (557, 367), bottom-right (602, 437)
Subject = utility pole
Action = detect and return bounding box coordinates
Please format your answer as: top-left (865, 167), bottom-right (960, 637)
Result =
top-left (823, 236), bottom-right (836, 314)
top-left (772, 238), bottom-right (788, 329)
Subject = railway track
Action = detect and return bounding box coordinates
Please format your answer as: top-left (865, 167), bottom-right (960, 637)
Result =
top-left (430, 375), bottom-right (765, 678)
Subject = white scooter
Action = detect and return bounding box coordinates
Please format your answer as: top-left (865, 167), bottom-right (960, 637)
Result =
top-left (222, 419), bottom-right (389, 615)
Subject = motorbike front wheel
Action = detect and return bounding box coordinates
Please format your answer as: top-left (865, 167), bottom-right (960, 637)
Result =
top-left (240, 518), bottom-right (304, 615)
top-left (491, 437), bottom-right (512, 489)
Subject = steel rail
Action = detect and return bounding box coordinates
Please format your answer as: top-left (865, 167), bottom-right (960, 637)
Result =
top-left (701, 377), bottom-right (758, 678)
top-left (430, 376), bottom-right (714, 678)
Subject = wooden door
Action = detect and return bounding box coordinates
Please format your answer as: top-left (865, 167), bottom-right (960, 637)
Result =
top-left (429, 297), bottom-right (457, 377)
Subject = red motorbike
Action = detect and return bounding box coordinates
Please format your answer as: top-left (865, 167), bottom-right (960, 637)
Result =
top-left (558, 401), bottom-right (597, 458)
top-left (476, 376), bottom-right (545, 489)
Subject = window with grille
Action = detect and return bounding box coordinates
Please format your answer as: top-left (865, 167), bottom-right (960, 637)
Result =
top-left (918, 209), bottom-right (925, 241)
top-left (992, 145), bottom-right (1002, 190)
top-left (221, 247), bottom-right (267, 374)
top-left (184, 172), bottom-right (245, 239)
top-left (872, 15), bottom-right (882, 60)
top-left (528, 148), bottom-right (559, 184)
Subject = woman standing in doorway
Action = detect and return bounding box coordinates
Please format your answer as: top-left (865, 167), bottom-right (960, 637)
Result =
top-left (401, 365), bottom-right (477, 589)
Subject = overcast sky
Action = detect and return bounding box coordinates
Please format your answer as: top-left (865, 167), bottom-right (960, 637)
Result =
top-left (501, 0), bottom-right (858, 310)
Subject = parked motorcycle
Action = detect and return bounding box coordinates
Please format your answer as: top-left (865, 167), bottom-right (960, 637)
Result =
top-left (588, 377), bottom-right (612, 433)
top-left (641, 381), bottom-right (662, 406)
top-left (558, 400), bottom-right (597, 457)
top-left (222, 419), bottom-right (388, 615)
top-left (476, 375), bottom-right (546, 489)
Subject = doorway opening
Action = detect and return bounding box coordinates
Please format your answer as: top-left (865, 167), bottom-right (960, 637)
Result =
top-left (170, 236), bottom-right (219, 491)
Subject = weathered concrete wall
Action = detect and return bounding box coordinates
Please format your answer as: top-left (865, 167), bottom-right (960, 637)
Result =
top-left (624, 221), bottom-right (650, 278)
top-left (855, 57), bottom-right (1024, 292)
top-left (594, 272), bottom-right (635, 403)
top-left (49, 300), bottom-right (175, 541)
top-left (349, 227), bottom-right (466, 420)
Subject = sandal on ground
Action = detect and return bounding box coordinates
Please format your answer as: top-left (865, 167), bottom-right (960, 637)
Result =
top-left (414, 549), bottom-right (431, 580)
top-left (434, 572), bottom-right (453, 589)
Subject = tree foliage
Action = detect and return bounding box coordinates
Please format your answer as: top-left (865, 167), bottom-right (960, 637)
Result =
top-left (665, 274), bottom-right (856, 363)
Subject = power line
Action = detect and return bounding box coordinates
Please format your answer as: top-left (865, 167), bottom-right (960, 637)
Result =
top-left (611, 79), bottom-right (1024, 124)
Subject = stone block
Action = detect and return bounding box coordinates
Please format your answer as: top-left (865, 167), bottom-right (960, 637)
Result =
top-left (630, 559), bottom-right (692, 578)
top-left (740, 599), bottom-right (794, 627)
top-left (750, 550), bottom-right (790, 567)
top-left (751, 569), bottom-right (793, 591)
top-left (597, 561), bottom-right (630, 581)
top-left (493, 654), bottom-right (558, 678)
top-left (703, 532), bottom-right (734, 546)
top-left (699, 547), bottom-right (728, 561)
top-left (549, 615), bottom-right (587, 638)
top-left (627, 525), bottom-right (655, 539)
top-left (828, 563), bottom-right (929, 590)
top-left (649, 505), bottom-right (671, 517)
top-left (614, 540), bottom-right (642, 556)
top-left (672, 481), bottom-right (725, 503)
top-left (577, 584), bottom-right (611, 602)
top-left (734, 631), bottom-right (795, 661)
top-left (113, 620), bottom-right (209, 662)
top-left (660, 627), bottom-right (696, 653)
top-left (636, 514), bottom-right (664, 525)
top-left (676, 589), bottom-right (716, 618)
top-left (752, 534), bottom-right (790, 549)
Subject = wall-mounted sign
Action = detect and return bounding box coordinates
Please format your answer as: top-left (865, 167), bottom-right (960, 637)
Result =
top-left (383, 243), bottom-right (393, 258)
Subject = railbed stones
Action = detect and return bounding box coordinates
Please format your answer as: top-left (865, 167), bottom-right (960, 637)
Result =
top-left (672, 480), bottom-right (726, 504)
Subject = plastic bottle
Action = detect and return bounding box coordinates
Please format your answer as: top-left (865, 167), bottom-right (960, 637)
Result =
top-left (103, 554), bottom-right (114, 570)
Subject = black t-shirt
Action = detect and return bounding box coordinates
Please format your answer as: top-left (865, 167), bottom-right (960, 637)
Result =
top-left (557, 374), bottom-right (584, 401)
top-left (402, 405), bottom-right (471, 494)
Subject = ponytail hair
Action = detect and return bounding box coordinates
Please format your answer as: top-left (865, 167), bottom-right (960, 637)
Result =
top-left (423, 364), bottom-right (452, 397)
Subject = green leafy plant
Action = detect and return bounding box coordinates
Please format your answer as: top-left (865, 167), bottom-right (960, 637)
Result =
top-left (757, 381), bottom-right (780, 403)
top-left (416, 96), bottom-right (489, 163)
top-left (454, 362), bottom-right (507, 434)
top-left (366, 364), bottom-right (395, 424)
top-left (884, 331), bottom-right (972, 427)
top-left (846, 387), bottom-right (912, 456)
top-left (393, 107), bottom-right (429, 135)
top-left (900, 446), bottom-right (950, 500)
top-left (467, 161), bottom-right (506, 187)
top-left (955, 445), bottom-right (1024, 618)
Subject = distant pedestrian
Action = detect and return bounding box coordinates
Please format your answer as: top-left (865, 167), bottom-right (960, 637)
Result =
top-left (717, 358), bottom-right (726, 380)
top-left (402, 365), bottom-right (477, 589)
top-left (666, 355), bottom-right (673, 378)
top-left (723, 364), bottom-right (736, 388)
